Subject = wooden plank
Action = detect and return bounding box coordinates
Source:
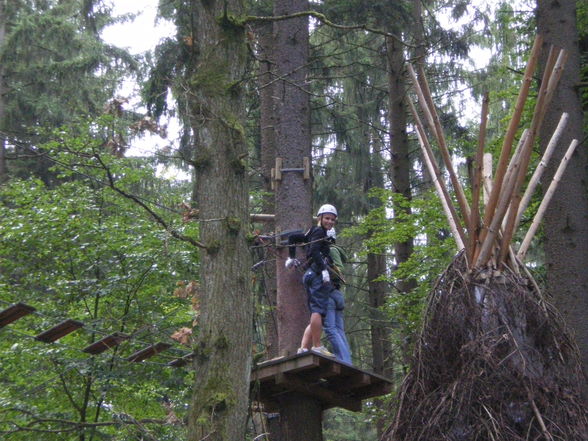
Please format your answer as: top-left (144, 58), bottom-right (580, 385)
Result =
top-left (250, 351), bottom-right (393, 412)
top-left (250, 213), bottom-right (275, 223)
top-left (82, 332), bottom-right (129, 355)
top-left (35, 319), bottom-right (84, 343)
top-left (328, 372), bottom-right (372, 390)
top-left (296, 362), bottom-right (341, 382)
top-left (0, 303), bottom-right (36, 328)
top-left (303, 156), bottom-right (310, 180)
top-left (274, 157), bottom-right (283, 181)
top-left (252, 354), bottom-right (321, 382)
top-left (275, 373), bottom-right (362, 412)
top-left (351, 381), bottom-right (394, 400)
top-left (126, 342), bottom-right (172, 362)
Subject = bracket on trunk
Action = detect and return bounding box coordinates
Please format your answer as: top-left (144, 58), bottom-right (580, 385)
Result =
top-left (271, 157), bottom-right (310, 189)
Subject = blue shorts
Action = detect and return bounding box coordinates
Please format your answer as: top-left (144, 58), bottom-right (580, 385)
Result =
top-left (303, 269), bottom-right (332, 316)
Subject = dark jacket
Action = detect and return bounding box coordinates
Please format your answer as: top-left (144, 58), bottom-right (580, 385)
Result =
top-left (287, 226), bottom-right (331, 272)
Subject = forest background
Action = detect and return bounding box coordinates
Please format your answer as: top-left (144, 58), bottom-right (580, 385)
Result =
top-left (0, 0), bottom-right (586, 440)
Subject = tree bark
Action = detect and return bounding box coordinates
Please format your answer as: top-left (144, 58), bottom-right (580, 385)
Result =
top-left (255, 22), bottom-right (283, 441)
top-left (368, 251), bottom-right (393, 376)
top-left (272, 0), bottom-right (320, 440)
top-left (273, 0), bottom-right (313, 357)
top-left (386, 34), bottom-right (417, 364)
top-left (368, 251), bottom-right (393, 438)
top-left (386, 35), bottom-right (415, 286)
top-left (0, 0), bottom-right (7, 182)
top-left (537, 0), bottom-right (588, 397)
top-left (185, 1), bottom-right (252, 440)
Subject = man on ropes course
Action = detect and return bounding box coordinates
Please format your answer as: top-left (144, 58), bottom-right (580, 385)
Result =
top-left (285, 204), bottom-right (352, 364)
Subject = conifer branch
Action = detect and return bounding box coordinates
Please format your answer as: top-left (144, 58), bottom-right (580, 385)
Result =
top-left (246, 11), bottom-right (411, 47)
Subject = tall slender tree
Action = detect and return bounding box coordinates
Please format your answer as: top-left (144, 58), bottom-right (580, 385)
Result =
top-left (273, 0), bottom-right (313, 357)
top-left (271, 0), bottom-right (321, 438)
top-left (537, 0), bottom-right (588, 396)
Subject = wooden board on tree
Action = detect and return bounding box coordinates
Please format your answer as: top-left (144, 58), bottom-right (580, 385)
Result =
top-left (251, 351), bottom-right (393, 412)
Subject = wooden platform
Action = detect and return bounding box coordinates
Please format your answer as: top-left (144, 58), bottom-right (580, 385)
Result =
top-left (250, 352), bottom-right (393, 412)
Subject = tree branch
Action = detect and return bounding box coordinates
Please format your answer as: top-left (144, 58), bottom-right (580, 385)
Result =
top-left (1, 416), bottom-right (173, 436)
top-left (93, 153), bottom-right (207, 249)
top-left (246, 11), bottom-right (412, 47)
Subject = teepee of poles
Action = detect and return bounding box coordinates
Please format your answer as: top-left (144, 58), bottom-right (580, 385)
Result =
top-left (408, 34), bottom-right (579, 271)
top-left (382, 35), bottom-right (588, 441)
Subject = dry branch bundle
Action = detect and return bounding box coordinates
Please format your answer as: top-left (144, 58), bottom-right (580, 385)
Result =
top-left (388, 37), bottom-right (588, 441)
top-left (383, 254), bottom-right (588, 441)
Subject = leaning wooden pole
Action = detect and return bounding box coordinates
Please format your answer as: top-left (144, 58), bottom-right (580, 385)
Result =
top-left (473, 130), bottom-right (528, 265)
top-left (477, 44), bottom-right (565, 267)
top-left (497, 48), bottom-right (567, 265)
top-left (475, 133), bottom-right (527, 267)
top-left (467, 93), bottom-right (489, 264)
top-left (514, 112), bottom-right (568, 230)
top-left (417, 129), bottom-right (466, 251)
top-left (409, 64), bottom-right (471, 222)
top-left (478, 35), bottom-right (543, 251)
top-left (408, 98), bottom-right (467, 249)
top-left (517, 139), bottom-right (579, 261)
top-left (500, 129), bottom-right (529, 232)
top-left (482, 153), bottom-right (493, 206)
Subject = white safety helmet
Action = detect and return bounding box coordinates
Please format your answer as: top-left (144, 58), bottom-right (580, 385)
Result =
top-left (326, 228), bottom-right (336, 240)
top-left (316, 204), bottom-right (338, 217)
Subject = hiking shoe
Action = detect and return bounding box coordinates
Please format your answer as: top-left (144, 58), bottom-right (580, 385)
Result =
top-left (297, 347), bottom-right (309, 354)
top-left (311, 346), bottom-right (335, 357)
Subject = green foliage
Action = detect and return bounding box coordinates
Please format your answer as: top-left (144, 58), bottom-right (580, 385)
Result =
top-left (0, 0), bottom-right (142, 187)
top-left (1, 0), bottom-right (137, 130)
top-left (323, 407), bottom-right (377, 441)
top-left (348, 188), bottom-right (455, 337)
top-left (468, 1), bottom-right (536, 129)
top-left (0, 128), bottom-right (198, 439)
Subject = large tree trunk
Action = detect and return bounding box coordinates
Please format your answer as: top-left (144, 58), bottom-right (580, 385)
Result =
top-left (386, 34), bottom-right (414, 287)
top-left (255, 22), bottom-right (282, 441)
top-left (272, 0), bottom-right (318, 440)
top-left (386, 34), bottom-right (417, 363)
top-left (0, 0), bottom-right (7, 182)
top-left (537, 0), bottom-right (588, 397)
top-left (364, 106), bottom-right (393, 438)
top-left (411, 0), bottom-right (432, 188)
top-left (273, 0), bottom-right (313, 358)
top-left (368, 251), bottom-right (393, 438)
top-left (186, 1), bottom-right (252, 440)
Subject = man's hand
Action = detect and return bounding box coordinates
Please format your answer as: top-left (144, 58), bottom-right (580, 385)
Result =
top-left (321, 269), bottom-right (330, 284)
top-left (285, 258), bottom-right (300, 269)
